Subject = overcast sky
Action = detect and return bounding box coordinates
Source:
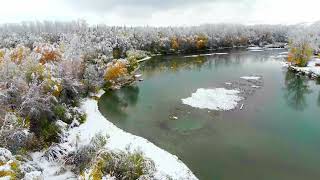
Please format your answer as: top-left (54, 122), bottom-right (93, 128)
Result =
top-left (0, 0), bottom-right (320, 26)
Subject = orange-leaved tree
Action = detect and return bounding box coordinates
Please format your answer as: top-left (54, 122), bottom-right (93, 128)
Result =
top-left (34, 43), bottom-right (62, 64)
top-left (104, 60), bottom-right (128, 83)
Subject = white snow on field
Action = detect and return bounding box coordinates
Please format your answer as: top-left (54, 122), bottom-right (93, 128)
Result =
top-left (67, 96), bottom-right (198, 180)
top-left (240, 76), bottom-right (261, 80)
top-left (182, 88), bottom-right (243, 111)
top-left (30, 151), bottom-right (75, 180)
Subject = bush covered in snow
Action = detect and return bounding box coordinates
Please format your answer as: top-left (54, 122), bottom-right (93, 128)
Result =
top-left (88, 149), bottom-right (155, 180)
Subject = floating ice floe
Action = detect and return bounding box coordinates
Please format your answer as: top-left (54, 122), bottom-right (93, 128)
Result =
top-left (182, 88), bottom-right (243, 111)
top-left (240, 76), bottom-right (261, 80)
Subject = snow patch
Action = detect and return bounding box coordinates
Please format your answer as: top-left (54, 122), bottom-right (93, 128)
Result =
top-left (240, 76), bottom-right (261, 80)
top-left (247, 46), bottom-right (263, 50)
top-left (184, 55), bottom-right (200, 58)
top-left (182, 88), bottom-right (243, 111)
top-left (30, 152), bottom-right (75, 180)
top-left (184, 52), bottom-right (228, 58)
top-left (249, 49), bottom-right (264, 52)
top-left (137, 56), bottom-right (151, 63)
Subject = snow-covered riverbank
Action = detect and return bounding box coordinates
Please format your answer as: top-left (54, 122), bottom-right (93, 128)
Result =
top-left (22, 92), bottom-right (198, 180)
top-left (284, 58), bottom-right (320, 78)
top-left (66, 93), bottom-right (198, 180)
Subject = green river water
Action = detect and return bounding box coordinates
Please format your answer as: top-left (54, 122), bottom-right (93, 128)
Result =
top-left (98, 49), bottom-right (320, 180)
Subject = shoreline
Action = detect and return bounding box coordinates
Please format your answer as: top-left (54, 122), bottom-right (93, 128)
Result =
top-left (283, 58), bottom-right (320, 79)
top-left (67, 91), bottom-right (198, 179)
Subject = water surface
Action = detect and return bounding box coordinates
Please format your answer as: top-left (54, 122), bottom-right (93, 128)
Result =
top-left (99, 49), bottom-right (320, 180)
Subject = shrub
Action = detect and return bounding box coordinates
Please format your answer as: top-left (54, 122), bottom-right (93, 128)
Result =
top-left (9, 45), bottom-right (30, 64)
top-left (82, 64), bottom-right (103, 95)
top-left (53, 105), bottom-right (67, 122)
top-left (58, 79), bottom-right (81, 107)
top-left (0, 113), bottom-right (32, 153)
top-left (90, 149), bottom-right (155, 180)
top-left (288, 42), bottom-right (313, 67)
top-left (127, 56), bottom-right (139, 74)
top-left (19, 83), bottom-right (62, 147)
top-left (34, 43), bottom-right (62, 64)
top-left (104, 60), bottom-right (128, 83)
top-left (64, 133), bottom-right (107, 174)
top-left (25, 64), bottom-right (46, 84)
top-left (126, 50), bottom-right (147, 61)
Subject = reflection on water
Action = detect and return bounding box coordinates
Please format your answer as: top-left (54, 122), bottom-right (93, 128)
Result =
top-left (317, 78), bottom-right (320, 107)
top-left (284, 70), bottom-right (311, 111)
top-left (100, 86), bottom-right (140, 120)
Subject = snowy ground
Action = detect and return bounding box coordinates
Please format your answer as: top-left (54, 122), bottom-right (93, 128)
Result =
top-left (66, 94), bottom-right (198, 180)
top-left (137, 56), bottom-right (151, 63)
top-left (22, 90), bottom-right (198, 180)
top-left (182, 88), bottom-right (243, 111)
top-left (286, 58), bottom-right (320, 78)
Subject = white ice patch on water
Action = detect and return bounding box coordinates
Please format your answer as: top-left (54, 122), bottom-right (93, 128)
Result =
top-left (240, 76), bottom-right (261, 80)
top-left (182, 88), bottom-right (243, 111)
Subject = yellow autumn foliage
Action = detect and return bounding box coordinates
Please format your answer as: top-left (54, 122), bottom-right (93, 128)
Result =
top-left (34, 44), bottom-right (62, 64)
top-left (288, 42), bottom-right (313, 67)
top-left (0, 49), bottom-right (5, 63)
top-left (196, 34), bottom-right (208, 50)
top-left (89, 158), bottom-right (105, 180)
top-left (104, 61), bottom-right (128, 82)
top-left (10, 45), bottom-right (30, 64)
top-left (171, 37), bottom-right (179, 50)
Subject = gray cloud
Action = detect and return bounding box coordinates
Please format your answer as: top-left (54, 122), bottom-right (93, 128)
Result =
top-left (66, 0), bottom-right (248, 17)
top-left (68, 0), bottom-right (211, 11)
